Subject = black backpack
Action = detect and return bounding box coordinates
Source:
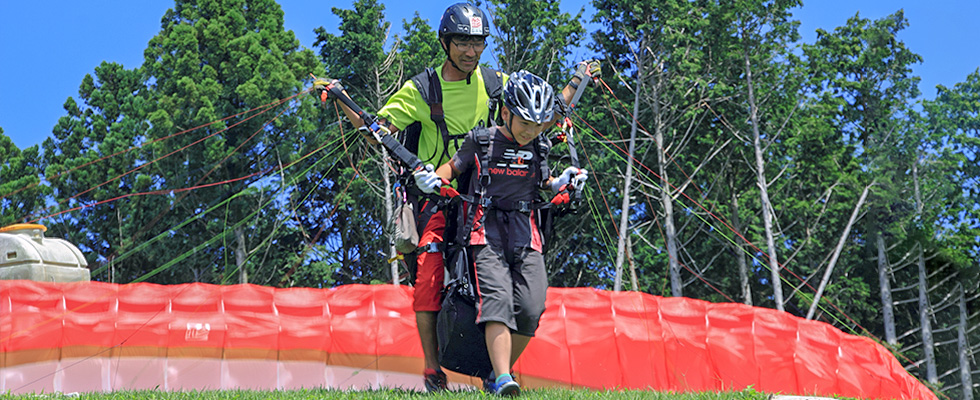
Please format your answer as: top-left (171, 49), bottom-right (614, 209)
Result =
top-left (398, 67), bottom-right (503, 275)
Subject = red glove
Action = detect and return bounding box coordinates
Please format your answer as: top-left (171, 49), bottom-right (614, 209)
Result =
top-left (551, 184), bottom-right (572, 205)
top-left (438, 178), bottom-right (459, 198)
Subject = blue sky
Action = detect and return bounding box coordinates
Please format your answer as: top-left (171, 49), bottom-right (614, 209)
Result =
top-left (1, 0), bottom-right (978, 150)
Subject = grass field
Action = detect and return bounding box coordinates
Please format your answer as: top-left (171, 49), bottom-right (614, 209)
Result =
top-left (3, 388), bottom-right (780, 399)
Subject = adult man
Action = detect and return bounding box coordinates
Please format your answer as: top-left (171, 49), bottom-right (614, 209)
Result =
top-left (336, 3), bottom-right (600, 392)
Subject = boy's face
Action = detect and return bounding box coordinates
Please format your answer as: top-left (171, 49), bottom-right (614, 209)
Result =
top-left (502, 107), bottom-right (546, 146)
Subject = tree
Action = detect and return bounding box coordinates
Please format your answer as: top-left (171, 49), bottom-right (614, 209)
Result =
top-left (40, 62), bottom-right (152, 279)
top-left (0, 129), bottom-right (48, 227)
top-left (399, 12), bottom-right (442, 77)
top-left (481, 0), bottom-right (585, 80)
top-left (307, 0), bottom-right (409, 285)
top-left (700, 0), bottom-right (805, 311)
top-left (922, 68), bottom-right (980, 399)
top-left (803, 8), bottom-right (923, 331)
top-left (315, 0), bottom-right (402, 111)
top-left (591, 0), bottom-right (742, 297)
top-left (70, 0), bottom-right (321, 284)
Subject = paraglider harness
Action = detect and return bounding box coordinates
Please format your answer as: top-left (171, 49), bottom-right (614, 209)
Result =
top-left (436, 126), bottom-right (553, 378)
top-left (434, 73), bottom-right (595, 377)
top-left (312, 72), bottom-right (502, 378)
top-left (400, 66), bottom-right (504, 166)
top-left (393, 66), bottom-right (504, 260)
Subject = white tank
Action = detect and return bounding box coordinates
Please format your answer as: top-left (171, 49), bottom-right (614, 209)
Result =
top-left (0, 224), bottom-right (90, 282)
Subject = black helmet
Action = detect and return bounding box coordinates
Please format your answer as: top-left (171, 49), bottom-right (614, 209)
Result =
top-left (503, 70), bottom-right (555, 124)
top-left (438, 3), bottom-right (490, 38)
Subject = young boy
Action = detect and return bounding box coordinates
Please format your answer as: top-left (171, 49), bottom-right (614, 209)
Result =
top-left (414, 70), bottom-right (588, 396)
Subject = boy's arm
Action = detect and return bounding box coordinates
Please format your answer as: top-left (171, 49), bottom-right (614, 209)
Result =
top-left (435, 162), bottom-right (456, 181)
top-left (415, 162), bottom-right (461, 198)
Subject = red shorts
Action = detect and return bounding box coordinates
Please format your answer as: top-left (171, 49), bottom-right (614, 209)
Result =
top-left (413, 210), bottom-right (445, 312)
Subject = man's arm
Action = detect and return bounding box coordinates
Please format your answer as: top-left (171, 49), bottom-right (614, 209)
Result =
top-left (314, 77), bottom-right (397, 145)
top-left (548, 59), bottom-right (601, 128)
top-left (559, 59), bottom-right (601, 106)
top-left (337, 97), bottom-right (394, 145)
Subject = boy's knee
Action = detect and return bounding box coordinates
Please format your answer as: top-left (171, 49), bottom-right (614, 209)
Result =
top-left (514, 308), bottom-right (544, 336)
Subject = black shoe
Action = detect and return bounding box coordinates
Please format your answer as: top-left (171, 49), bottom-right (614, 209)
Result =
top-left (423, 369), bottom-right (447, 393)
top-left (482, 372), bottom-right (495, 393)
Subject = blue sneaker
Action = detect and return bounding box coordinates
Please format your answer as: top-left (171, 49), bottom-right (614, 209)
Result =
top-left (491, 374), bottom-right (521, 397)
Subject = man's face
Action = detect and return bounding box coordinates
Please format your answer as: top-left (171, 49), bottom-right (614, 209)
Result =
top-left (444, 35), bottom-right (487, 73)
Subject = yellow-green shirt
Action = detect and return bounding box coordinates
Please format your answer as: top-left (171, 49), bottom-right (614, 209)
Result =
top-left (379, 66), bottom-right (507, 167)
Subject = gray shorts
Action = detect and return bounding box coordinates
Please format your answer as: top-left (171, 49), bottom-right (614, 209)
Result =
top-left (473, 245), bottom-right (548, 336)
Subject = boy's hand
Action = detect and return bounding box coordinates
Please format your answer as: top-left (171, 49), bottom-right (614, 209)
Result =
top-left (571, 168), bottom-right (589, 189)
top-left (551, 167), bottom-right (587, 193)
top-left (551, 168), bottom-right (588, 205)
top-left (414, 165), bottom-right (442, 194)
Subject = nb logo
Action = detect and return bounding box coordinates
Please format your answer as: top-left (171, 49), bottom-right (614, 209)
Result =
top-left (497, 148), bottom-right (533, 169)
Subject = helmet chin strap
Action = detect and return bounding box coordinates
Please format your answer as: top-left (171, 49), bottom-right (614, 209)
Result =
top-left (503, 110), bottom-right (515, 139)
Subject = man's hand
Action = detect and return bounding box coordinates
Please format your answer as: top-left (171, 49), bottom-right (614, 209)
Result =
top-left (414, 165), bottom-right (442, 195)
top-left (574, 59), bottom-right (602, 82)
top-left (312, 77), bottom-right (344, 104)
top-left (313, 77), bottom-right (343, 92)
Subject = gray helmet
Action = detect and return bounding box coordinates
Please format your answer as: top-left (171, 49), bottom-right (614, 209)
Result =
top-left (502, 70), bottom-right (555, 124)
top-left (438, 3), bottom-right (490, 38)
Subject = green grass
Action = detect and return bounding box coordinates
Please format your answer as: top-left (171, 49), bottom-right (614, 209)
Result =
top-left (3, 388), bottom-right (775, 400)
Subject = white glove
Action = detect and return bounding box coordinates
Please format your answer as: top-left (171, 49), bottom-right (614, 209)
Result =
top-left (551, 167), bottom-right (585, 193)
top-left (414, 164), bottom-right (442, 195)
top-left (571, 168), bottom-right (589, 189)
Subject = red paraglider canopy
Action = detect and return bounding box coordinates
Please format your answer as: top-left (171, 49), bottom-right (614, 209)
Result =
top-left (0, 281), bottom-right (935, 399)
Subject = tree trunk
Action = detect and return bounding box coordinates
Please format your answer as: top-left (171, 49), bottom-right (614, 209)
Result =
top-left (614, 47), bottom-right (643, 292)
top-left (918, 247), bottom-right (937, 384)
top-left (649, 55), bottom-right (681, 297)
top-left (744, 51), bottom-right (782, 310)
top-left (912, 150), bottom-right (936, 382)
top-left (806, 182), bottom-right (872, 319)
top-left (877, 233), bottom-right (896, 344)
top-left (657, 88), bottom-right (682, 297)
top-left (381, 150), bottom-right (400, 285)
top-left (729, 180), bottom-right (752, 305)
top-left (235, 227), bottom-right (247, 284)
top-left (958, 284), bottom-right (974, 400)
top-left (627, 235), bottom-right (638, 291)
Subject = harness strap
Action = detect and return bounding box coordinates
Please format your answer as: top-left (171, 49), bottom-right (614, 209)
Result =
top-left (489, 199), bottom-right (551, 213)
top-left (410, 66), bottom-right (504, 167)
